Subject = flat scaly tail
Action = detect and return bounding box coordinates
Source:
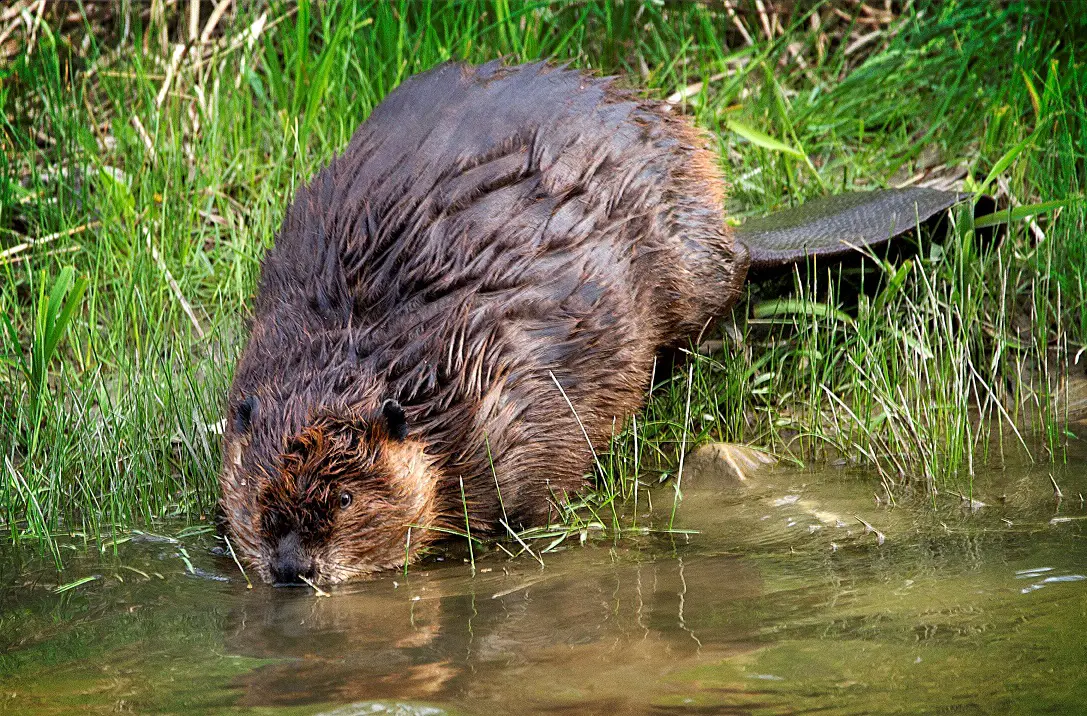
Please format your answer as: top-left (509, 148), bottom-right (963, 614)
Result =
top-left (735, 187), bottom-right (970, 271)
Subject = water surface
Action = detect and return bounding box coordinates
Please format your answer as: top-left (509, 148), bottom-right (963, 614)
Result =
top-left (2, 456), bottom-right (1086, 715)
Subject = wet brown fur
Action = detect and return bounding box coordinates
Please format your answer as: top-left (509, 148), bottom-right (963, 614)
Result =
top-left (219, 61), bottom-right (749, 583)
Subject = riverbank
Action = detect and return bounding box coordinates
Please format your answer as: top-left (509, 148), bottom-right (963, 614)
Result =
top-left (1, 1), bottom-right (1083, 554)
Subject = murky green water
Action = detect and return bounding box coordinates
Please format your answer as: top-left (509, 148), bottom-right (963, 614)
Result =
top-left (3, 454), bottom-right (1086, 715)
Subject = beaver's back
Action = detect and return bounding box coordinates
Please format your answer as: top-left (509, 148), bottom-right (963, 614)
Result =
top-left (232, 61), bottom-right (746, 532)
top-left (260, 61), bottom-right (744, 337)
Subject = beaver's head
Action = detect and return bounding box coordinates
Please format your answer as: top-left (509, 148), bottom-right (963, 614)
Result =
top-left (223, 400), bottom-right (440, 585)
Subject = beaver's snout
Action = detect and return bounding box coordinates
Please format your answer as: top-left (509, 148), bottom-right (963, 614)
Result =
top-left (269, 532), bottom-right (315, 586)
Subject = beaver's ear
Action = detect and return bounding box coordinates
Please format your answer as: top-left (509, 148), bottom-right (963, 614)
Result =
top-left (381, 399), bottom-right (408, 441)
top-left (234, 395), bottom-right (259, 433)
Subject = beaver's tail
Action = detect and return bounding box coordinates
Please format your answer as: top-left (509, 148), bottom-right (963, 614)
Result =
top-left (735, 187), bottom-right (969, 272)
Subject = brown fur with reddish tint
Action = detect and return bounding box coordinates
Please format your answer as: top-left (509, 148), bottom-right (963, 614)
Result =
top-left (219, 61), bottom-right (749, 584)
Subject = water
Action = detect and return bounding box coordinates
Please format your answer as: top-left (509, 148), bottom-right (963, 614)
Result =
top-left (2, 456), bottom-right (1086, 715)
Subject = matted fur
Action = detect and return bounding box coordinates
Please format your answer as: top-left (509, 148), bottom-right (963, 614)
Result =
top-left (219, 60), bottom-right (749, 583)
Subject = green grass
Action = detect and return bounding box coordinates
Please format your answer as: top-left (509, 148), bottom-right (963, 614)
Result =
top-left (0, 0), bottom-right (1084, 559)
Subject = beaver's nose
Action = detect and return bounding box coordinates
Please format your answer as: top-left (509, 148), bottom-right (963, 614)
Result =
top-left (270, 532), bottom-right (315, 586)
top-left (271, 558), bottom-right (315, 586)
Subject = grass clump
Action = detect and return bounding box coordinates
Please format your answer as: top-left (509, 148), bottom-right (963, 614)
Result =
top-left (0, 1), bottom-right (1084, 558)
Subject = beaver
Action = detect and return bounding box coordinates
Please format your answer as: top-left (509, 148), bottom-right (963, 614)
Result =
top-left (218, 60), bottom-right (965, 585)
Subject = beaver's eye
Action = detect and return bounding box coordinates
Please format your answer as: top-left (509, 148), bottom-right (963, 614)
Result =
top-left (339, 491), bottom-right (353, 509)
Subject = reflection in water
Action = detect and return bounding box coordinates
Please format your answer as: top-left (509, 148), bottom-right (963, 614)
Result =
top-left (1, 460), bottom-right (1086, 714)
top-left (227, 550), bottom-right (766, 711)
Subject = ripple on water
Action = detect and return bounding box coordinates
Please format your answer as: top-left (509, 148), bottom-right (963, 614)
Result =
top-left (1, 461), bottom-right (1086, 715)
